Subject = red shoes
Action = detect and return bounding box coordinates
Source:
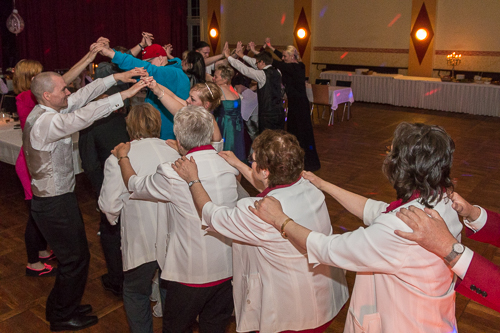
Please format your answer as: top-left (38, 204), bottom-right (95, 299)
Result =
top-left (39, 250), bottom-right (57, 261)
top-left (26, 263), bottom-right (57, 277)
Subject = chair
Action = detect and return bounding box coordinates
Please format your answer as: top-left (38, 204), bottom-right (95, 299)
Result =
top-left (335, 80), bottom-right (352, 87)
top-left (310, 84), bottom-right (336, 125)
top-left (335, 80), bottom-right (352, 121)
top-left (315, 79), bottom-right (330, 85)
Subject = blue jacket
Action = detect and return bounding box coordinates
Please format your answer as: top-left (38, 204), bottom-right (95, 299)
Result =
top-left (112, 51), bottom-right (190, 139)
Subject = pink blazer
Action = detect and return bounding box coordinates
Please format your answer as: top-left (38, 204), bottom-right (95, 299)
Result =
top-left (15, 91), bottom-right (37, 200)
top-left (455, 209), bottom-right (500, 313)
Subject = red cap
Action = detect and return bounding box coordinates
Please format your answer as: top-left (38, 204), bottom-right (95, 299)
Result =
top-left (142, 44), bottom-right (167, 60)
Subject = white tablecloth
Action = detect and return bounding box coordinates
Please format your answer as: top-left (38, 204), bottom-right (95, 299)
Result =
top-left (320, 71), bottom-right (500, 117)
top-left (319, 71), bottom-right (400, 104)
top-left (306, 83), bottom-right (354, 109)
top-left (0, 120), bottom-right (83, 174)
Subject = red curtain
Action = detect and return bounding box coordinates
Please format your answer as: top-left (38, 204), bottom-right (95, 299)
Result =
top-left (15, 0), bottom-right (187, 71)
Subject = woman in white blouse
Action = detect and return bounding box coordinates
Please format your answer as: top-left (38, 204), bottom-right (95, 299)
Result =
top-left (99, 103), bottom-right (180, 333)
top-left (252, 122), bottom-right (462, 333)
top-left (172, 129), bottom-right (349, 333)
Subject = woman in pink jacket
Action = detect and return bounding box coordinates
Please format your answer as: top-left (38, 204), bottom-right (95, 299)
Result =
top-left (13, 59), bottom-right (56, 276)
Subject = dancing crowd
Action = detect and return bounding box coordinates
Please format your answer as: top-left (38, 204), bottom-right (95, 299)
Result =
top-left (11, 31), bottom-right (500, 333)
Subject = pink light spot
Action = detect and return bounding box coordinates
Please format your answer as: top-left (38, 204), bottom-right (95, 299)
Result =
top-left (340, 52), bottom-right (348, 59)
top-left (44, 48), bottom-right (51, 55)
top-left (281, 13), bottom-right (286, 25)
top-left (336, 93), bottom-right (340, 97)
top-left (424, 88), bottom-right (441, 96)
top-left (348, 73), bottom-right (352, 76)
top-left (387, 14), bottom-right (401, 27)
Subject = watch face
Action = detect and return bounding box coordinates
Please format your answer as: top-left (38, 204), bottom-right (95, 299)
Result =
top-left (453, 243), bottom-right (465, 254)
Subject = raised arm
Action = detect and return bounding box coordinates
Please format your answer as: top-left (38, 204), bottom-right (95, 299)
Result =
top-left (302, 171), bottom-right (368, 219)
top-left (145, 78), bottom-right (186, 115)
top-left (62, 42), bottom-right (105, 85)
top-left (129, 32), bottom-right (154, 57)
top-left (204, 42), bottom-right (229, 66)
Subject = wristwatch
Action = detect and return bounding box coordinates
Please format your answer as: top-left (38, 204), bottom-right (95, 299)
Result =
top-left (188, 179), bottom-right (201, 188)
top-left (444, 243), bottom-right (465, 264)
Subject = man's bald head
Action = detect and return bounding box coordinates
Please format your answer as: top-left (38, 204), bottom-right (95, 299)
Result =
top-left (31, 72), bottom-right (61, 102)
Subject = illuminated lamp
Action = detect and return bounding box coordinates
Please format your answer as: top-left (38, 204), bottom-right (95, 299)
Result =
top-left (293, 8), bottom-right (311, 58)
top-left (297, 28), bottom-right (306, 39)
top-left (415, 28), bottom-right (427, 40)
top-left (208, 12), bottom-right (220, 53)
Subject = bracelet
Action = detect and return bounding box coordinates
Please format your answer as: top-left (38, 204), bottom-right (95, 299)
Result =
top-left (188, 179), bottom-right (201, 188)
top-left (117, 155), bottom-right (129, 163)
top-left (157, 89), bottom-right (165, 100)
top-left (139, 44), bottom-right (145, 51)
top-left (280, 218), bottom-right (293, 239)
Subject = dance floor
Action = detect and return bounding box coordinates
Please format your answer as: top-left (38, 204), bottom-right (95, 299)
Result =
top-left (0, 102), bottom-right (499, 332)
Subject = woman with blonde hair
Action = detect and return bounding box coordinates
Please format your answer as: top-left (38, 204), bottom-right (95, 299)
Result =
top-left (13, 59), bottom-right (55, 276)
top-left (145, 78), bottom-right (225, 150)
top-left (263, 39), bottom-right (321, 172)
top-left (14, 43), bottom-right (104, 276)
top-left (99, 103), bottom-right (180, 333)
top-left (212, 64), bottom-right (245, 161)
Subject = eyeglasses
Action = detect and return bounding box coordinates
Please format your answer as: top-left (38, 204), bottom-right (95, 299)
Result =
top-left (248, 154), bottom-right (255, 164)
top-left (385, 145), bottom-right (392, 154)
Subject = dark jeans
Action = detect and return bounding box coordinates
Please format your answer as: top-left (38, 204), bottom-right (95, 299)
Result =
top-left (24, 200), bottom-right (48, 263)
top-left (123, 261), bottom-right (162, 333)
top-left (162, 279), bottom-right (234, 333)
top-left (31, 192), bottom-right (90, 322)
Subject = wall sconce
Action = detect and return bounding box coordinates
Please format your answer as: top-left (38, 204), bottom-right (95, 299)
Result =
top-left (297, 28), bottom-right (306, 39)
top-left (208, 12), bottom-right (220, 54)
top-left (415, 28), bottom-right (427, 40)
top-left (293, 8), bottom-right (311, 57)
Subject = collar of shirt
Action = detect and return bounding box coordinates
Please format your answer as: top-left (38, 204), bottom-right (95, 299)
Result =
top-left (263, 65), bottom-right (272, 69)
top-left (39, 104), bottom-right (58, 113)
top-left (186, 144), bottom-right (216, 155)
top-left (257, 177), bottom-right (301, 197)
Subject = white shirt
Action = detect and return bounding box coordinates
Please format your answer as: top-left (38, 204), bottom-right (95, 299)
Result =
top-left (452, 205), bottom-right (487, 278)
top-left (306, 197), bottom-right (461, 332)
top-left (30, 75), bottom-right (122, 151)
top-left (202, 178), bottom-right (349, 333)
top-left (99, 138), bottom-right (180, 271)
top-left (128, 148), bottom-right (239, 284)
top-left (227, 56), bottom-right (273, 89)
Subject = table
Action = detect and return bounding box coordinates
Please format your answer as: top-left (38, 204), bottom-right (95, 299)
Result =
top-left (306, 83), bottom-right (354, 109)
top-left (306, 83), bottom-right (354, 125)
top-left (319, 71), bottom-right (500, 117)
top-left (393, 76), bottom-right (500, 116)
top-left (319, 71), bottom-right (400, 104)
top-left (0, 119), bottom-right (83, 174)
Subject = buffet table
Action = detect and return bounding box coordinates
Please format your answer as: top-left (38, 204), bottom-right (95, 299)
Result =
top-left (0, 119), bottom-right (83, 174)
top-left (318, 71), bottom-right (400, 105)
top-left (319, 71), bottom-right (500, 117)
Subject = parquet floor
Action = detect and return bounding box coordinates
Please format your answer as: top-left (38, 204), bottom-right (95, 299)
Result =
top-left (0, 102), bottom-right (499, 332)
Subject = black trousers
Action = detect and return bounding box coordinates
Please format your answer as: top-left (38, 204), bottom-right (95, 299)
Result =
top-left (99, 212), bottom-right (123, 286)
top-left (31, 192), bottom-right (90, 322)
top-left (162, 279), bottom-right (234, 333)
top-left (259, 109), bottom-right (285, 134)
top-left (24, 200), bottom-right (48, 263)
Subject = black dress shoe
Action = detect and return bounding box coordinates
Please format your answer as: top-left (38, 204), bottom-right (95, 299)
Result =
top-left (101, 274), bottom-right (123, 296)
top-left (50, 315), bottom-right (98, 332)
top-left (76, 304), bottom-right (92, 315)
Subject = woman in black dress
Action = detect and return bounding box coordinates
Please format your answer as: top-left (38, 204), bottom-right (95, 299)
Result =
top-left (264, 38), bottom-right (321, 171)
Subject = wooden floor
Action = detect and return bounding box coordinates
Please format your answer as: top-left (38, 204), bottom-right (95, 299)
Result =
top-left (1, 102), bottom-right (499, 332)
